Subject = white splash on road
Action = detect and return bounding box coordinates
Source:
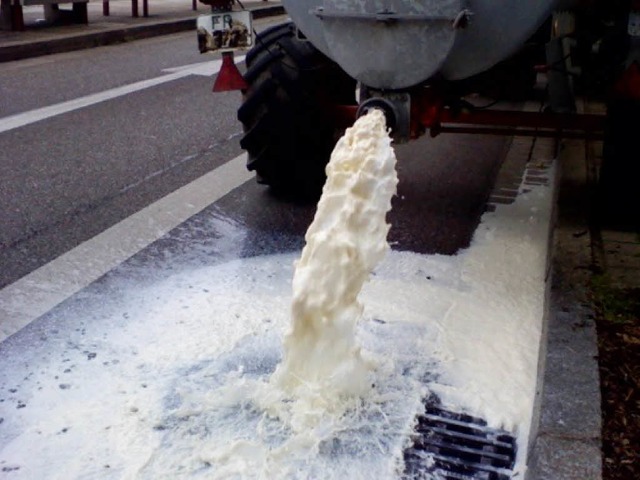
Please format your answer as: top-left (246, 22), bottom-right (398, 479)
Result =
top-left (0, 164), bottom-right (555, 479)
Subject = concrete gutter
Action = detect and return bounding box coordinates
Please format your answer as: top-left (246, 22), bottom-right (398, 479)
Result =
top-left (527, 138), bottom-right (604, 479)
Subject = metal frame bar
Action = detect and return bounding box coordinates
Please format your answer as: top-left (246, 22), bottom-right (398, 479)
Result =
top-left (329, 102), bottom-right (605, 141)
top-left (432, 125), bottom-right (604, 140)
top-left (436, 109), bottom-right (605, 133)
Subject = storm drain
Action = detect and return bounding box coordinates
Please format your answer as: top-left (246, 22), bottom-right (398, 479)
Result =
top-left (404, 399), bottom-right (517, 480)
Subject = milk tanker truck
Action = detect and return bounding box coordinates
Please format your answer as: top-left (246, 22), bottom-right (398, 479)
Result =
top-left (197, 0), bottom-right (639, 212)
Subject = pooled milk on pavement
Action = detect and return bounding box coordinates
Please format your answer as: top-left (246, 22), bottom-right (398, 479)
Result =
top-left (0, 104), bottom-right (553, 478)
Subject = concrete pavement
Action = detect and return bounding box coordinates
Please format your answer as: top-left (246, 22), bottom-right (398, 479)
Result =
top-left (0, 0), bottom-right (284, 62)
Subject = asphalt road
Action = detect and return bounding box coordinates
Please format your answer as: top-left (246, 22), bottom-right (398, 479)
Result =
top-left (0, 22), bottom-right (255, 287)
top-left (0, 15), bottom-right (509, 289)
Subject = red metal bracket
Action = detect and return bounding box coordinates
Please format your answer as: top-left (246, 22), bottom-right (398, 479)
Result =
top-left (213, 51), bottom-right (248, 92)
top-left (411, 88), bottom-right (605, 140)
top-left (327, 88), bottom-right (605, 141)
top-left (613, 61), bottom-right (640, 101)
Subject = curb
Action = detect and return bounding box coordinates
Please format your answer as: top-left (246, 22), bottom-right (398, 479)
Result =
top-left (0, 5), bottom-right (285, 62)
top-left (527, 138), bottom-right (603, 479)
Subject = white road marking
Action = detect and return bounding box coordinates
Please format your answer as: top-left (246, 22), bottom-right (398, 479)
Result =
top-left (0, 56), bottom-right (245, 134)
top-left (161, 56), bottom-right (247, 76)
top-left (0, 153), bottom-right (253, 342)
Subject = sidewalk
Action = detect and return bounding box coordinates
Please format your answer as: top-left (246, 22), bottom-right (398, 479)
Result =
top-left (0, 0), bottom-right (284, 62)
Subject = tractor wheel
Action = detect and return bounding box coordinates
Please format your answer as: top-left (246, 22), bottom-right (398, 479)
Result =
top-left (238, 23), bottom-right (356, 199)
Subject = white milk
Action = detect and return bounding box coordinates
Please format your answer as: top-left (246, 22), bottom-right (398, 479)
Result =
top-left (271, 108), bottom-right (398, 416)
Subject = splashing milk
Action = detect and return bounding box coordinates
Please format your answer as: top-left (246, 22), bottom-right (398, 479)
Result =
top-left (271, 108), bottom-right (398, 408)
top-left (180, 109), bottom-right (403, 478)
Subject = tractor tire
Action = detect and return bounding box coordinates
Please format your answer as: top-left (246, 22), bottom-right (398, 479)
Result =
top-left (238, 23), bottom-right (356, 199)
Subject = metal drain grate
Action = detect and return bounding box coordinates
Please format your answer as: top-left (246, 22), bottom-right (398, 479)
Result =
top-left (404, 400), bottom-right (517, 480)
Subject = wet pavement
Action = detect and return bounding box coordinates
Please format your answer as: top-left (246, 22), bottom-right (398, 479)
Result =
top-left (0, 119), bottom-right (572, 479)
top-left (0, 130), bottom-right (551, 478)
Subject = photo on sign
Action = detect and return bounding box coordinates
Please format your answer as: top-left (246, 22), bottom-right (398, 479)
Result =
top-left (197, 12), bottom-right (252, 53)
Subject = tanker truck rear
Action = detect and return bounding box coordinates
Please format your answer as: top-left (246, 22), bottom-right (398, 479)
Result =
top-left (197, 0), bottom-right (638, 202)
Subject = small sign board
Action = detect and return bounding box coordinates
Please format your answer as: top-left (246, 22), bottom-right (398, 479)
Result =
top-left (197, 10), bottom-right (253, 53)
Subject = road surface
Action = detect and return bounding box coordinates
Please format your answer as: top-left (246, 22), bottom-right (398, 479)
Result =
top-left (0, 16), bottom-right (560, 479)
top-left (0, 15), bottom-right (509, 289)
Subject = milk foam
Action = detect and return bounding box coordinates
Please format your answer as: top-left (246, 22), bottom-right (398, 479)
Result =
top-left (271, 109), bottom-right (398, 409)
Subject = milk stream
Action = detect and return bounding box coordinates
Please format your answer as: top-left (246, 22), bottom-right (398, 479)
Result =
top-left (271, 109), bottom-right (398, 410)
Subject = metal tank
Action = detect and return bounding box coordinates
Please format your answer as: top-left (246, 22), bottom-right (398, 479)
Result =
top-left (281, 0), bottom-right (559, 89)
